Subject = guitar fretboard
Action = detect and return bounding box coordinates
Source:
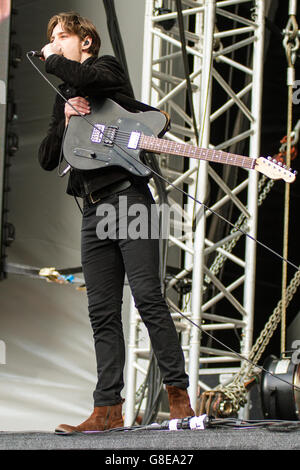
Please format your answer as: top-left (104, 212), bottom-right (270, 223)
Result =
top-left (139, 135), bottom-right (255, 170)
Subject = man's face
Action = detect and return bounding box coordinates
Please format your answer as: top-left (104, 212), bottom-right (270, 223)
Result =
top-left (50, 22), bottom-right (83, 62)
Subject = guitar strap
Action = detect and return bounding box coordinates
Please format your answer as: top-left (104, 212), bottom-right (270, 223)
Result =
top-left (113, 92), bottom-right (171, 136)
top-left (113, 92), bottom-right (159, 112)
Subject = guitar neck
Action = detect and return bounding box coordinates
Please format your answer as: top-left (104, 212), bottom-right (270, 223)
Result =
top-left (139, 135), bottom-right (255, 170)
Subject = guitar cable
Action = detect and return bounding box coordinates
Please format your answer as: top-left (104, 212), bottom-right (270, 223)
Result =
top-left (26, 52), bottom-right (300, 396)
top-left (26, 52), bottom-right (300, 273)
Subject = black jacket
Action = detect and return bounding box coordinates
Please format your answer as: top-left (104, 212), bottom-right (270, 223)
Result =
top-left (38, 54), bottom-right (143, 197)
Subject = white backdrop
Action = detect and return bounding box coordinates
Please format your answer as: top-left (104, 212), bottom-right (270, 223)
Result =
top-left (0, 0), bottom-right (145, 431)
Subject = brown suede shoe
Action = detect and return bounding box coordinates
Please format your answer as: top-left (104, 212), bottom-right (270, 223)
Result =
top-left (55, 401), bottom-right (124, 434)
top-left (166, 385), bottom-right (195, 419)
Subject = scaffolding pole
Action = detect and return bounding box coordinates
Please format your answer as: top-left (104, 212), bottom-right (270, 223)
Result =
top-left (124, 0), bottom-right (265, 425)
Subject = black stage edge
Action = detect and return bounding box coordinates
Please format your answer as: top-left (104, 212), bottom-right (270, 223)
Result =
top-left (0, 426), bottom-right (300, 452)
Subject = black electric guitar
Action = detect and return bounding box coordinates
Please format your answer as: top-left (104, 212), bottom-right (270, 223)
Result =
top-left (63, 98), bottom-right (296, 183)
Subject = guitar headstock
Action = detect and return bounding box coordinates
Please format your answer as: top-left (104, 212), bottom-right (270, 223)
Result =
top-left (255, 156), bottom-right (297, 183)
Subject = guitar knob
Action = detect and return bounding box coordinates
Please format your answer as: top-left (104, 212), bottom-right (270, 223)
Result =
top-left (267, 156), bottom-right (272, 161)
top-left (293, 170), bottom-right (298, 175)
top-left (277, 161), bottom-right (282, 166)
top-left (272, 159), bottom-right (277, 163)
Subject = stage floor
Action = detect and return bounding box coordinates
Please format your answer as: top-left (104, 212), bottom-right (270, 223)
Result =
top-left (0, 425), bottom-right (299, 452)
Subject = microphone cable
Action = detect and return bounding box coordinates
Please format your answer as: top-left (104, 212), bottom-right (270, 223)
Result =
top-left (26, 52), bottom-right (300, 396)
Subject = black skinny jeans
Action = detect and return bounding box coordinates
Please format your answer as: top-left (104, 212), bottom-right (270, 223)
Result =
top-left (81, 182), bottom-right (189, 406)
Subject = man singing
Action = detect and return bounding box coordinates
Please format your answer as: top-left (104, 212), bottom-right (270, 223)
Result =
top-left (38, 11), bottom-right (194, 434)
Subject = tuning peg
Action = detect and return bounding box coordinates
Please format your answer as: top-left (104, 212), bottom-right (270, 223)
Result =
top-left (273, 159), bottom-right (278, 164)
top-left (267, 156), bottom-right (272, 161)
top-left (277, 161), bottom-right (283, 166)
top-left (293, 170), bottom-right (298, 175)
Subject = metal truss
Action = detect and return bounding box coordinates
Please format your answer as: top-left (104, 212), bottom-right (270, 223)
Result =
top-left (124, 0), bottom-right (265, 425)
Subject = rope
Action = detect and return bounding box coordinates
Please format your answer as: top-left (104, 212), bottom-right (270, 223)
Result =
top-left (281, 3), bottom-right (299, 355)
top-left (281, 44), bottom-right (293, 356)
top-left (215, 264), bottom-right (300, 412)
top-left (199, 3), bottom-right (300, 413)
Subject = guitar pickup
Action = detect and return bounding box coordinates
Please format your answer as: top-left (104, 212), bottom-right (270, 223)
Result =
top-left (128, 131), bottom-right (141, 149)
top-left (91, 124), bottom-right (105, 143)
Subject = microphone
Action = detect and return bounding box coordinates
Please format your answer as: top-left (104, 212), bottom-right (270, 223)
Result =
top-left (28, 50), bottom-right (44, 58)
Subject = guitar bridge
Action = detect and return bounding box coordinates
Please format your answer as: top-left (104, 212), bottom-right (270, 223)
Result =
top-left (103, 126), bottom-right (118, 147)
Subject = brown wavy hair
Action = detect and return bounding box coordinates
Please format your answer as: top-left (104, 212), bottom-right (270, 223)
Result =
top-left (47, 11), bottom-right (101, 57)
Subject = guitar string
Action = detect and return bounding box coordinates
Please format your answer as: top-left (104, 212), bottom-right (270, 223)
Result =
top-left (26, 53), bottom-right (299, 273)
top-left (97, 131), bottom-right (279, 171)
top-left (27, 53), bottom-right (300, 395)
top-left (92, 132), bottom-right (274, 173)
top-left (115, 139), bottom-right (254, 169)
